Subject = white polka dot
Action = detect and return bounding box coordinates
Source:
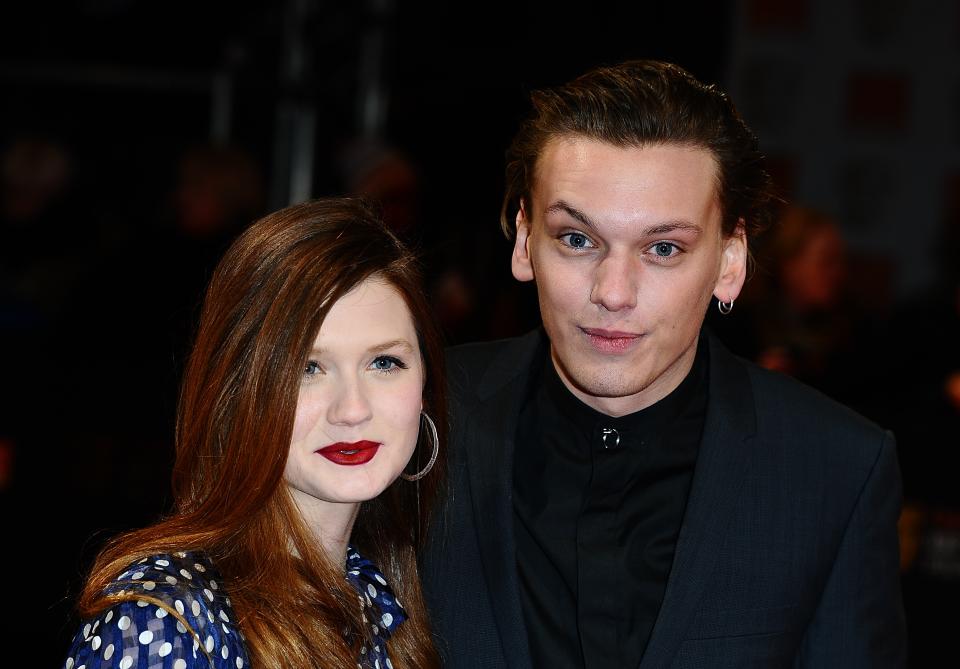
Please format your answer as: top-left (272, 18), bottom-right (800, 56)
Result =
top-left (156, 607), bottom-right (168, 618)
top-left (91, 620), bottom-right (100, 632)
top-left (175, 551), bottom-right (186, 558)
top-left (104, 644), bottom-right (114, 661)
top-left (117, 616), bottom-right (131, 631)
top-left (192, 599), bottom-right (201, 616)
top-left (205, 635), bottom-right (214, 652)
top-left (180, 569), bottom-right (193, 579)
top-left (82, 623), bottom-right (91, 639)
top-left (65, 658), bottom-right (74, 669)
top-left (176, 621), bottom-right (187, 634)
top-left (91, 636), bottom-right (101, 651)
top-left (155, 559), bottom-right (169, 566)
top-left (175, 600), bottom-right (185, 615)
top-left (381, 612), bottom-right (393, 627)
top-left (222, 623), bottom-right (230, 634)
top-left (374, 574), bottom-right (387, 585)
top-left (138, 557), bottom-right (149, 564)
top-left (131, 572), bottom-right (144, 580)
top-left (375, 659), bottom-right (380, 669)
top-left (104, 610), bottom-right (114, 623)
top-left (219, 610), bottom-right (230, 622)
top-left (222, 645), bottom-right (229, 659)
top-left (139, 630), bottom-right (153, 645)
top-left (136, 600), bottom-right (149, 607)
top-left (174, 660), bottom-right (187, 669)
top-left (194, 562), bottom-right (206, 572)
top-left (119, 656), bottom-right (133, 669)
top-left (207, 610), bottom-right (215, 623)
top-left (193, 638), bottom-right (199, 651)
top-left (386, 659), bottom-right (394, 669)
top-left (142, 580), bottom-right (156, 591)
top-left (204, 588), bottom-right (214, 601)
top-left (373, 625), bottom-right (380, 635)
top-left (236, 658), bottom-right (244, 668)
top-left (165, 575), bottom-right (177, 585)
top-left (210, 580), bottom-right (218, 590)
top-left (159, 642), bottom-right (172, 657)
top-left (366, 584), bottom-right (377, 598)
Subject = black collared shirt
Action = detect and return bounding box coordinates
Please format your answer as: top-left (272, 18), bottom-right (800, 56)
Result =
top-left (513, 340), bottom-right (708, 668)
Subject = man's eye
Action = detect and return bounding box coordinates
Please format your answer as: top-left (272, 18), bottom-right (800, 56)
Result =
top-left (652, 242), bottom-right (679, 257)
top-left (560, 232), bottom-right (593, 249)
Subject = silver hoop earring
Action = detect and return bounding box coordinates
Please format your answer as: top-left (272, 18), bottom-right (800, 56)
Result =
top-left (402, 411), bottom-right (439, 481)
top-left (717, 297), bottom-right (735, 315)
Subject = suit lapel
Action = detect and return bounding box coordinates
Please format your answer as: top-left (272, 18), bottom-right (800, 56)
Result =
top-left (463, 331), bottom-right (544, 669)
top-left (640, 335), bottom-right (759, 668)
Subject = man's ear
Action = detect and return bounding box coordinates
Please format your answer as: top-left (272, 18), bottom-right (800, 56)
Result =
top-left (713, 218), bottom-right (747, 303)
top-left (512, 200), bottom-right (535, 282)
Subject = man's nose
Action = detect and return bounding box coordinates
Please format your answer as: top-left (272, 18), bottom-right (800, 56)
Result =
top-left (590, 253), bottom-right (639, 312)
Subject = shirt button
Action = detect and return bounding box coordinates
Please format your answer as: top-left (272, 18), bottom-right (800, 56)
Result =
top-left (600, 427), bottom-right (621, 450)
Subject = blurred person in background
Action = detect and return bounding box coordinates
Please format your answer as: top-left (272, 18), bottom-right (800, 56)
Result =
top-left (710, 205), bottom-right (886, 416)
top-left (884, 192), bottom-right (960, 667)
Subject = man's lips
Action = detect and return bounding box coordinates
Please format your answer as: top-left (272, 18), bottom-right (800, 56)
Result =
top-left (316, 440), bottom-right (381, 466)
top-left (580, 327), bottom-right (643, 353)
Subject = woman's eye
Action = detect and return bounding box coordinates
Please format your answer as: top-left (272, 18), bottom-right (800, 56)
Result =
top-left (560, 232), bottom-right (593, 249)
top-left (303, 360), bottom-right (322, 376)
top-left (371, 355), bottom-right (407, 373)
top-left (652, 242), bottom-right (679, 258)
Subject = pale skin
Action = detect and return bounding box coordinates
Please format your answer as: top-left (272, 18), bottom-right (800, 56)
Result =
top-left (512, 137), bottom-right (747, 417)
top-left (284, 278), bottom-right (425, 560)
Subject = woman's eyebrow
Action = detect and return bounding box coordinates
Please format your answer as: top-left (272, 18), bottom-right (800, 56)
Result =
top-left (367, 339), bottom-right (415, 355)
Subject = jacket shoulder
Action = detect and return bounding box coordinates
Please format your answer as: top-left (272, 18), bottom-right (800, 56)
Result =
top-left (743, 360), bottom-right (892, 463)
top-left (444, 331), bottom-right (543, 405)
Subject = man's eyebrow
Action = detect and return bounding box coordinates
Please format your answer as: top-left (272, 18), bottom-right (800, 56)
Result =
top-left (544, 201), bottom-right (597, 230)
top-left (545, 201), bottom-right (703, 237)
top-left (308, 339), bottom-right (415, 357)
top-left (643, 221), bottom-right (703, 236)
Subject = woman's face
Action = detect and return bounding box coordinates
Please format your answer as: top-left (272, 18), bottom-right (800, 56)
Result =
top-left (285, 277), bottom-right (424, 525)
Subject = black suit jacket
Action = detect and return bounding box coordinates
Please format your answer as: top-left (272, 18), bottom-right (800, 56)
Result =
top-left (421, 329), bottom-right (906, 668)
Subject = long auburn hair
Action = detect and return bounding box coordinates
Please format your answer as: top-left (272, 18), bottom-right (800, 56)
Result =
top-left (78, 197), bottom-right (445, 668)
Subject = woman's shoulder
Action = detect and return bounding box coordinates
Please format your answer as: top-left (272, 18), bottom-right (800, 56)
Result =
top-left (63, 551), bottom-right (249, 669)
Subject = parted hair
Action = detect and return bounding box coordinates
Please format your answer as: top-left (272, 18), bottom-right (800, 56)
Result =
top-left (78, 197), bottom-right (444, 669)
top-left (501, 59), bottom-right (776, 242)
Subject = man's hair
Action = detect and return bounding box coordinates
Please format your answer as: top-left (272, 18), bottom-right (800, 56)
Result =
top-left (501, 59), bottom-right (776, 241)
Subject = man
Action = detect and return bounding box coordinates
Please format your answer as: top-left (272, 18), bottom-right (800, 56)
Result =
top-left (421, 60), bottom-right (906, 668)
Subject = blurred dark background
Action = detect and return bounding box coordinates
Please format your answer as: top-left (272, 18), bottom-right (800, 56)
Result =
top-left (1, 1), bottom-right (957, 666)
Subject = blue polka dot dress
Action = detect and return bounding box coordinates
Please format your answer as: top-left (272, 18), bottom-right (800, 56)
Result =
top-left (64, 547), bottom-right (407, 669)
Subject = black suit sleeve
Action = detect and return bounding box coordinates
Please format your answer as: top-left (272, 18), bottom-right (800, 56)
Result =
top-left (794, 431), bottom-right (907, 668)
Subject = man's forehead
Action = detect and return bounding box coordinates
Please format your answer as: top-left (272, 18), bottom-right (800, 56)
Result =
top-left (528, 137), bottom-right (722, 226)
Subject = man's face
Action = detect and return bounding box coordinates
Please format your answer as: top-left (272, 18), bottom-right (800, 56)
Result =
top-left (512, 137), bottom-right (746, 416)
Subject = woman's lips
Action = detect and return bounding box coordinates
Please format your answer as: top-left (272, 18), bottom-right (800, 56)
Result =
top-left (316, 440), bottom-right (381, 466)
top-left (580, 327), bottom-right (642, 354)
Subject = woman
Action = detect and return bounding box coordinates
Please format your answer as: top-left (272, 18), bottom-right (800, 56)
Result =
top-left (63, 198), bottom-right (445, 669)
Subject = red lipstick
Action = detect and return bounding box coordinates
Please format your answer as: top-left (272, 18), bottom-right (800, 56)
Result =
top-left (316, 440), bottom-right (380, 466)
top-left (581, 327), bottom-right (642, 354)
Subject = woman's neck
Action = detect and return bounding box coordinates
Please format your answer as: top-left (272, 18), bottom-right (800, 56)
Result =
top-left (288, 487), bottom-right (361, 563)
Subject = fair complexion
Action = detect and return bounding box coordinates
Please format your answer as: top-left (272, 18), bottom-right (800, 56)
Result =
top-left (512, 137), bottom-right (747, 416)
top-left (284, 277), bottom-right (424, 559)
